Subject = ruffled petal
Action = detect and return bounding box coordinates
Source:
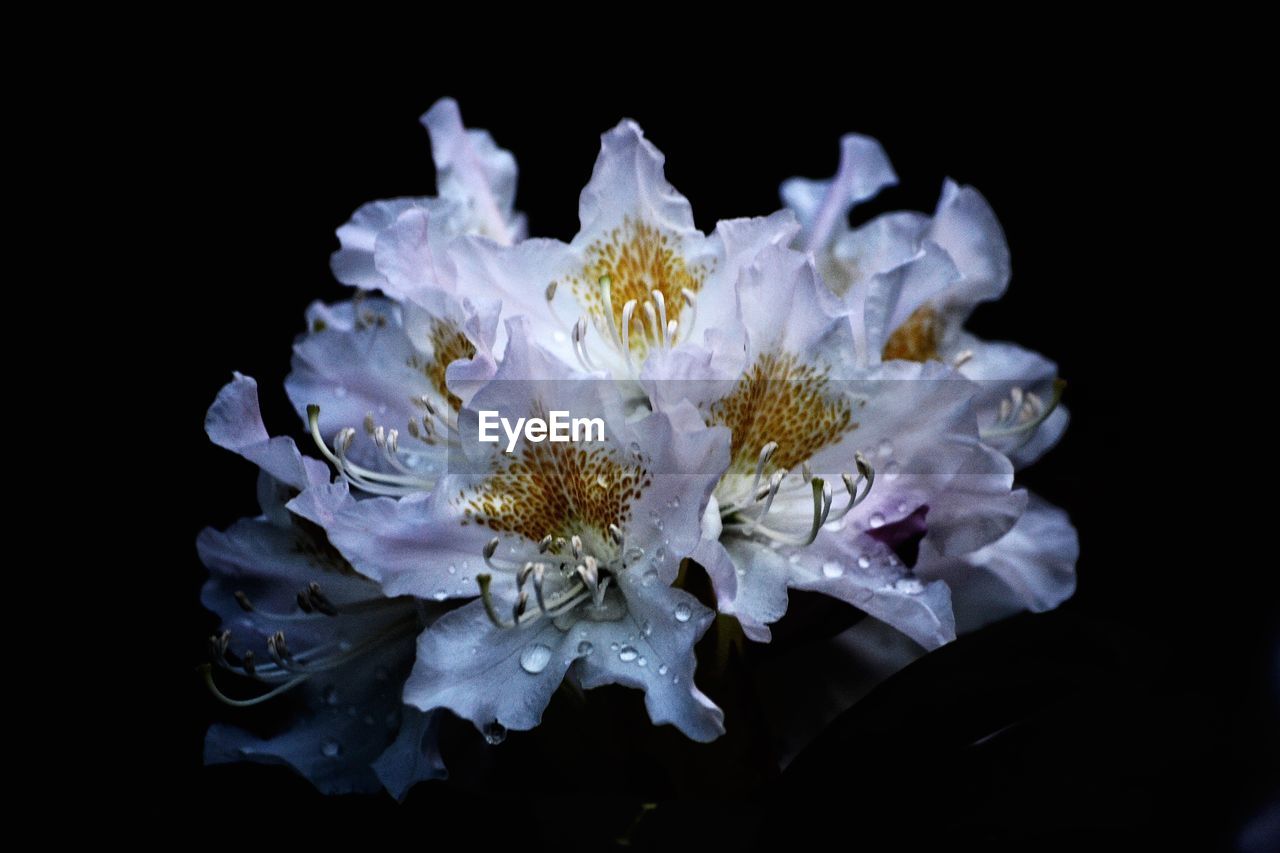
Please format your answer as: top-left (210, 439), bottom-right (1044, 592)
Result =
top-left (422, 97), bottom-right (524, 245)
top-left (572, 571), bottom-right (724, 741)
top-left (404, 599), bottom-right (575, 732)
top-left (205, 373), bottom-right (328, 490)
top-left (918, 493), bottom-right (1078, 633)
top-left (928, 180), bottom-right (1011, 310)
top-left (782, 133), bottom-right (897, 252)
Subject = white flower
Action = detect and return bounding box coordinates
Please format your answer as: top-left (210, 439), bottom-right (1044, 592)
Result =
top-left (648, 246), bottom-right (1022, 648)
top-left (309, 321), bottom-right (732, 740)
top-left (438, 119), bottom-right (796, 387)
top-left (783, 136), bottom-right (1068, 467)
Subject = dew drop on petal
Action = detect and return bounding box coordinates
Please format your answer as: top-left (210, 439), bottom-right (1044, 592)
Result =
top-left (320, 739), bottom-right (342, 758)
top-left (894, 577), bottom-right (925, 595)
top-left (658, 664), bottom-right (669, 675)
top-left (669, 497), bottom-right (681, 508)
top-left (577, 640), bottom-right (594, 657)
top-left (433, 589), bottom-right (448, 601)
top-left (869, 513), bottom-right (885, 528)
top-left (883, 461), bottom-right (901, 481)
top-left (448, 564), bottom-right (457, 575)
top-left (334, 386), bottom-right (348, 399)
top-left (625, 546), bottom-right (645, 563)
top-left (323, 686), bottom-right (339, 706)
top-left (857, 555), bottom-right (872, 569)
top-left (619, 645), bottom-right (639, 662)
top-left (877, 440), bottom-right (893, 457)
top-left (483, 722), bottom-right (507, 745)
top-left (896, 502), bottom-right (907, 514)
top-left (637, 657), bottom-right (647, 667)
top-left (641, 620), bottom-right (653, 637)
top-left (610, 642), bottom-right (620, 652)
top-left (674, 603), bottom-right (692, 623)
top-left (520, 643), bottom-right (552, 674)
top-left (822, 561), bottom-right (844, 579)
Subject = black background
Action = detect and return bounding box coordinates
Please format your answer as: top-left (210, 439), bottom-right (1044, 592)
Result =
top-left (147, 61), bottom-right (1275, 848)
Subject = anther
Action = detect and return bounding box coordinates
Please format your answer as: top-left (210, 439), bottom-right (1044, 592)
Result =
top-left (571, 535), bottom-right (583, 559)
top-left (364, 413), bottom-right (376, 434)
top-left (296, 591), bottom-right (315, 614)
top-left (307, 583), bottom-right (338, 617)
top-left (537, 535), bottom-right (552, 553)
top-left (241, 650), bottom-right (257, 677)
top-left (234, 591), bottom-right (254, 612)
top-left (608, 524), bottom-right (624, 545)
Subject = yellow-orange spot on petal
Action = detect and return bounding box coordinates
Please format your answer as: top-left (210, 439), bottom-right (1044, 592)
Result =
top-left (882, 304), bottom-right (941, 363)
top-left (406, 319), bottom-right (477, 411)
top-left (708, 351), bottom-right (855, 473)
top-left (462, 434), bottom-right (650, 543)
top-left (566, 217), bottom-right (707, 358)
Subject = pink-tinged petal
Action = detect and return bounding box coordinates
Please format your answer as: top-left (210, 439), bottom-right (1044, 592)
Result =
top-left (404, 599), bottom-right (576, 732)
top-left (205, 373), bottom-right (328, 490)
top-left (422, 97), bottom-right (523, 245)
top-left (331, 198), bottom-right (429, 290)
top-left (372, 205), bottom-right (459, 305)
top-left (578, 120), bottom-right (697, 238)
top-left (573, 572), bottom-right (724, 742)
top-left (782, 133), bottom-right (897, 253)
top-left (861, 242), bottom-right (960, 361)
top-left (919, 493), bottom-right (1078, 633)
top-left (929, 179), bottom-right (1011, 309)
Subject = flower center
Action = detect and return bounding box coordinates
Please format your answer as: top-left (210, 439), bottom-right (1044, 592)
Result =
top-left (882, 304), bottom-right (942, 362)
top-left (406, 318), bottom-right (478, 411)
top-left (709, 351), bottom-right (856, 473)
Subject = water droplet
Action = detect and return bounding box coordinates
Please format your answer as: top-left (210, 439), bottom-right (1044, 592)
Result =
top-left (657, 664), bottom-right (669, 675)
top-left (641, 620), bottom-right (653, 637)
top-left (822, 561), bottom-right (844, 578)
top-left (610, 642), bottom-right (620, 652)
top-left (877, 440), bottom-right (893, 457)
top-left (669, 497), bottom-right (681, 508)
top-left (642, 569), bottom-right (658, 586)
top-left (629, 441), bottom-right (643, 457)
top-left (448, 564), bottom-right (457, 575)
top-left (625, 546), bottom-right (645, 563)
top-left (857, 555), bottom-right (872, 569)
top-left (674, 602), bottom-right (692, 623)
top-left (577, 640), bottom-right (594, 657)
top-left (323, 686), bottom-right (339, 705)
top-left (520, 643), bottom-right (552, 674)
top-left (789, 553), bottom-right (802, 565)
top-left (853, 588), bottom-right (874, 604)
top-left (672, 676), bottom-right (680, 684)
top-left (334, 386), bottom-right (348, 399)
top-left (320, 739), bottom-right (342, 758)
top-left (637, 656), bottom-right (648, 667)
top-left (650, 511), bottom-right (664, 531)
top-left (433, 589), bottom-right (448, 601)
top-left (895, 577), bottom-right (925, 595)
top-left (896, 502), bottom-right (907, 514)
top-left (653, 546), bottom-right (666, 563)
top-left (869, 513), bottom-right (885, 528)
top-left (619, 645), bottom-right (639, 662)
top-left (470, 646), bottom-right (479, 655)
top-left (482, 722), bottom-right (507, 745)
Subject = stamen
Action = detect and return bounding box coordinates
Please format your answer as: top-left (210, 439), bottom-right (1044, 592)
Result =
top-left (653, 289), bottom-right (669, 348)
top-left (608, 524), bottom-right (624, 545)
top-left (598, 275), bottom-right (626, 351)
top-left (680, 288), bottom-right (698, 343)
top-left (749, 441), bottom-right (779, 500)
top-left (621, 299), bottom-right (638, 374)
top-left (953, 349), bottom-right (974, 368)
top-left (531, 563), bottom-right (548, 613)
top-left (307, 583), bottom-right (338, 617)
top-left (477, 574), bottom-right (515, 629)
top-left (241, 650), bottom-right (256, 677)
top-left (981, 379), bottom-right (1065, 441)
top-left (234, 591), bottom-right (254, 612)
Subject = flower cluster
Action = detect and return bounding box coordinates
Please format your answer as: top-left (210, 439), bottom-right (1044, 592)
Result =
top-left (199, 99), bottom-right (1077, 796)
